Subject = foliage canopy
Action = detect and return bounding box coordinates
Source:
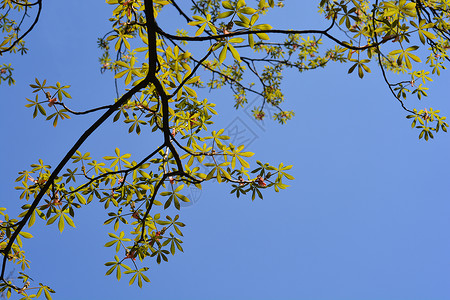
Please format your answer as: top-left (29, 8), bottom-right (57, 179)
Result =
top-left (1, 0), bottom-right (449, 298)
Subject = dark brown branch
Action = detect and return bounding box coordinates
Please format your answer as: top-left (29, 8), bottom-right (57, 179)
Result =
top-left (9, 0), bottom-right (40, 7)
top-left (0, 0), bottom-right (42, 54)
top-left (54, 102), bottom-right (114, 115)
top-left (372, 0), bottom-right (415, 114)
top-left (157, 25), bottom-right (392, 51)
top-left (170, 0), bottom-right (192, 23)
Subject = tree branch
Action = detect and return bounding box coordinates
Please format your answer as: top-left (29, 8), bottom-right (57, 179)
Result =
top-left (0, 0), bottom-right (42, 54)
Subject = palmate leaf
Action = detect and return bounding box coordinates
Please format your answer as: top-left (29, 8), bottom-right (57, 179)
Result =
top-left (348, 59), bottom-right (371, 78)
top-left (390, 46), bottom-right (421, 70)
top-left (46, 109), bottom-right (71, 127)
top-left (25, 95), bottom-right (46, 118)
top-left (103, 148), bottom-right (131, 167)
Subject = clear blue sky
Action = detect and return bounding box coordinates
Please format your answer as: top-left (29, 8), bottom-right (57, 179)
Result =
top-left (1, 1), bottom-right (450, 299)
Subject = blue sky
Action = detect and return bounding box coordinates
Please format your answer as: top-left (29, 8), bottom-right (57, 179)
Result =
top-left (1, 1), bottom-right (450, 299)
